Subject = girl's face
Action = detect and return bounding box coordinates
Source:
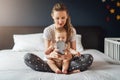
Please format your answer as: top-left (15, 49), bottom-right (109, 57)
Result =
top-left (52, 11), bottom-right (68, 28)
top-left (55, 32), bottom-right (67, 42)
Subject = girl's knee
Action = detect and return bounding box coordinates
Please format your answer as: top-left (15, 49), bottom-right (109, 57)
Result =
top-left (82, 54), bottom-right (93, 61)
top-left (24, 53), bottom-right (32, 62)
top-left (24, 53), bottom-right (38, 60)
top-left (87, 54), bottom-right (94, 61)
top-left (84, 54), bottom-right (94, 67)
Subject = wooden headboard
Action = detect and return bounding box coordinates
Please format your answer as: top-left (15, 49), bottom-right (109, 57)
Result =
top-left (0, 26), bottom-right (105, 52)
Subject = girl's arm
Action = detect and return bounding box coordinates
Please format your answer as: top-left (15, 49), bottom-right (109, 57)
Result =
top-left (44, 39), bottom-right (54, 55)
top-left (71, 40), bottom-right (76, 50)
top-left (70, 41), bottom-right (80, 56)
top-left (44, 39), bottom-right (60, 59)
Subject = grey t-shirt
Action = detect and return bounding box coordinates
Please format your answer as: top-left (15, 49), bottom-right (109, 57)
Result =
top-left (43, 24), bottom-right (76, 43)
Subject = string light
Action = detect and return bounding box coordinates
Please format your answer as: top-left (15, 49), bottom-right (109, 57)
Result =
top-left (116, 15), bottom-right (120, 20)
top-left (102, 0), bottom-right (106, 3)
top-left (116, 1), bottom-right (120, 7)
top-left (109, 8), bottom-right (115, 14)
top-left (102, 0), bottom-right (120, 22)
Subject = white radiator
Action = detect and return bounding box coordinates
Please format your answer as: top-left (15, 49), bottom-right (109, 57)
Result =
top-left (105, 38), bottom-right (120, 61)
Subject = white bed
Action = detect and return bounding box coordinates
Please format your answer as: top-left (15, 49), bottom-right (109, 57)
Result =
top-left (0, 26), bottom-right (119, 80)
top-left (0, 49), bottom-right (120, 80)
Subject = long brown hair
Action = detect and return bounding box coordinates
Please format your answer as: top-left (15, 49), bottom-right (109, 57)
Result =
top-left (51, 3), bottom-right (74, 42)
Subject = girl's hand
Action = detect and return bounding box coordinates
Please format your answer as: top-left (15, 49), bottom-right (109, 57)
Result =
top-left (70, 48), bottom-right (81, 57)
top-left (49, 50), bottom-right (61, 58)
top-left (60, 53), bottom-right (72, 60)
top-left (75, 51), bottom-right (81, 57)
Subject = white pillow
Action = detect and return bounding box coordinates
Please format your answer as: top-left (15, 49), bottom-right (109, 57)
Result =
top-left (76, 34), bottom-right (84, 52)
top-left (12, 33), bottom-right (45, 51)
top-left (12, 33), bottom-right (83, 52)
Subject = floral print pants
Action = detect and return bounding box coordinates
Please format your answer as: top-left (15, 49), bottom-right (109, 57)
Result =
top-left (24, 53), bottom-right (93, 72)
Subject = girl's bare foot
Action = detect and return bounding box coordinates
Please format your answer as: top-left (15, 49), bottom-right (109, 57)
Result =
top-left (55, 69), bottom-right (62, 74)
top-left (62, 70), bottom-right (67, 74)
top-left (69, 69), bottom-right (80, 74)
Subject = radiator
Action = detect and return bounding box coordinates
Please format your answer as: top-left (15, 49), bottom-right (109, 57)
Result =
top-left (104, 38), bottom-right (120, 61)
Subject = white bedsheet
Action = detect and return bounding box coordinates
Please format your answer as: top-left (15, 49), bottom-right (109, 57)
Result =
top-left (0, 49), bottom-right (120, 80)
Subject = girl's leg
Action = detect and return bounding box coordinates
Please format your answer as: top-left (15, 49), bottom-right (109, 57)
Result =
top-left (47, 59), bottom-right (62, 74)
top-left (62, 60), bottom-right (70, 74)
top-left (68, 54), bottom-right (93, 72)
top-left (24, 53), bottom-right (53, 72)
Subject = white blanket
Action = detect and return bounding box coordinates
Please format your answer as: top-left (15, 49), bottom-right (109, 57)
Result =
top-left (0, 49), bottom-right (120, 80)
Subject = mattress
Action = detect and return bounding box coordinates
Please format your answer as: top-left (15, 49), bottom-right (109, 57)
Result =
top-left (0, 49), bottom-right (120, 80)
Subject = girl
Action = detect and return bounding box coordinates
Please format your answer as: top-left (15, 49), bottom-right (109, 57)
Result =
top-left (24, 3), bottom-right (93, 74)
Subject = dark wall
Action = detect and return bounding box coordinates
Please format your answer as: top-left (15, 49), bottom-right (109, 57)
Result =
top-left (0, 0), bottom-right (120, 37)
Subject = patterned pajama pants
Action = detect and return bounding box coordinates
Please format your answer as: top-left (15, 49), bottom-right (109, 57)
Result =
top-left (24, 53), bottom-right (93, 73)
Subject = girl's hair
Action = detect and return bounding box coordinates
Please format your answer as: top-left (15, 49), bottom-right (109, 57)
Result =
top-left (51, 3), bottom-right (74, 42)
top-left (55, 27), bottom-right (67, 34)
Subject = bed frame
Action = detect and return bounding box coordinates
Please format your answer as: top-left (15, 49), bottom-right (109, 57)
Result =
top-left (0, 26), bottom-right (105, 52)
